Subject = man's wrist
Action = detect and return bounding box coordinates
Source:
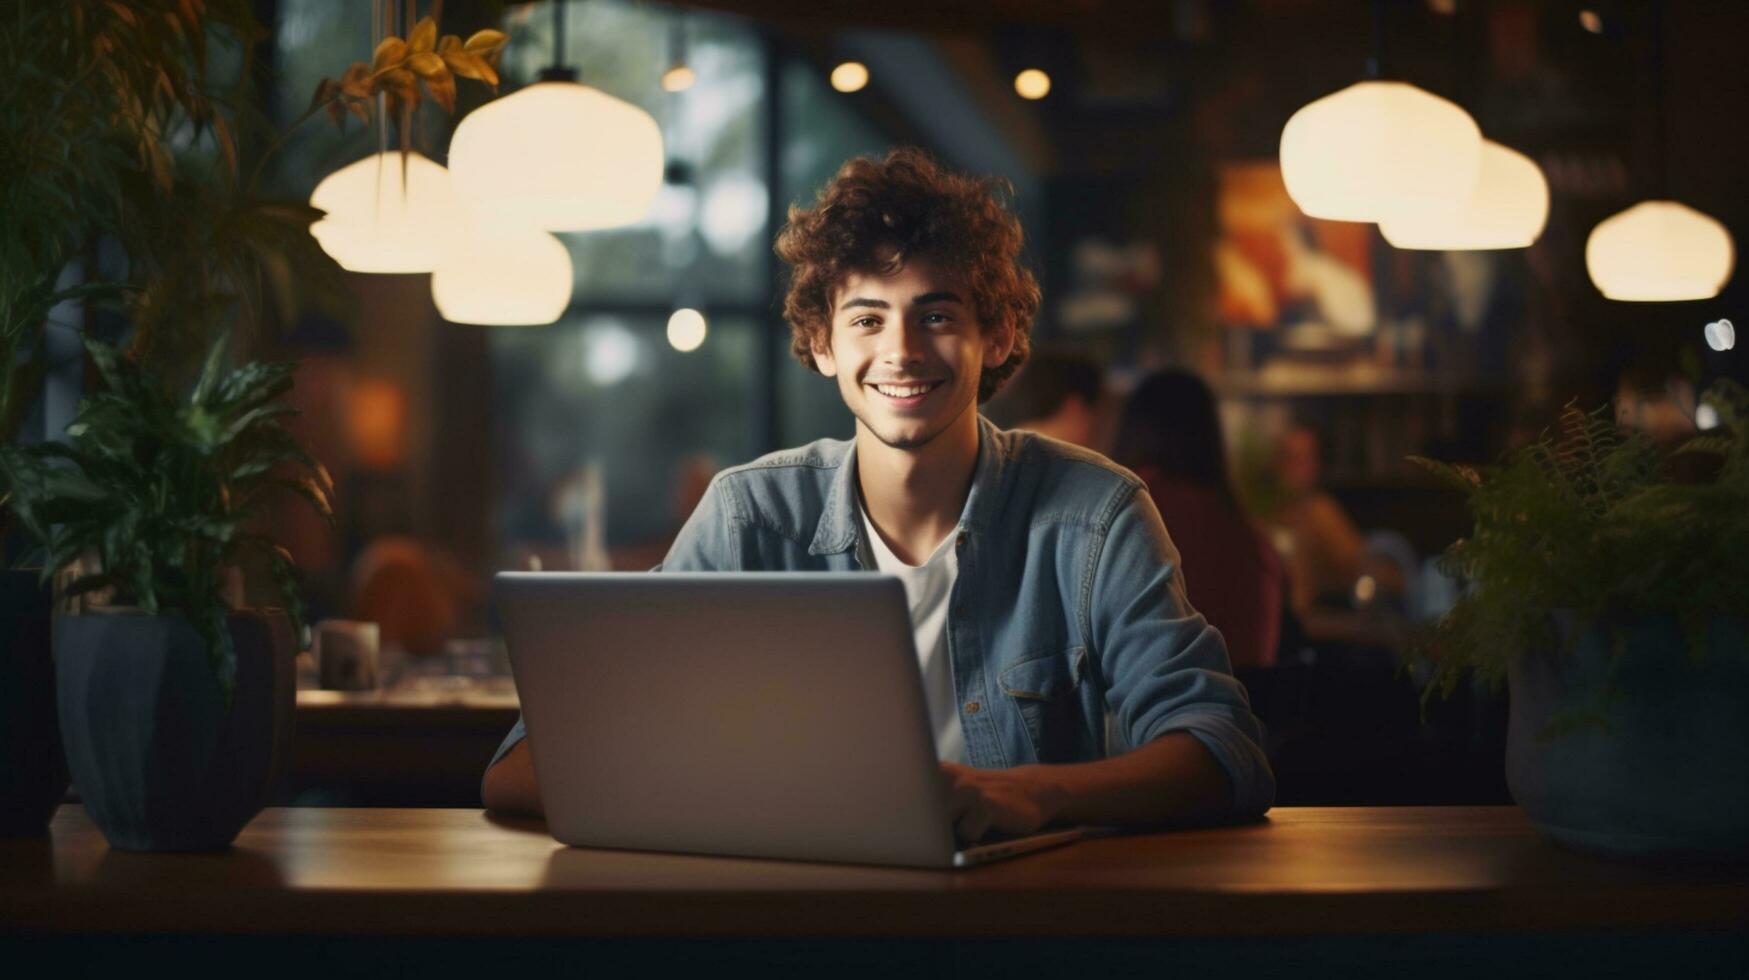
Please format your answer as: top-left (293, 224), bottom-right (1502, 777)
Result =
top-left (1020, 764), bottom-right (1071, 826)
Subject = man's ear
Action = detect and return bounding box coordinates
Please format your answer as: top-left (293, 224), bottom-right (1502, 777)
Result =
top-left (812, 327), bottom-right (838, 379)
top-left (982, 318), bottom-right (1016, 370)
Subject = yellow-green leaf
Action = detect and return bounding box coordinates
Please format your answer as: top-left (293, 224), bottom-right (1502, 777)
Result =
top-left (340, 62), bottom-right (371, 99)
top-left (372, 37), bottom-right (408, 71)
top-left (464, 28), bottom-right (508, 58)
top-left (409, 16), bottom-right (437, 54)
top-left (408, 52), bottom-right (445, 78)
top-left (438, 34), bottom-right (461, 55)
top-left (425, 72), bottom-right (456, 114)
top-left (442, 50), bottom-right (497, 87)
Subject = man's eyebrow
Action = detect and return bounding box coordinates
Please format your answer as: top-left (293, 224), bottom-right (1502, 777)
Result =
top-left (913, 290), bottom-right (964, 306)
top-left (840, 297), bottom-right (890, 310)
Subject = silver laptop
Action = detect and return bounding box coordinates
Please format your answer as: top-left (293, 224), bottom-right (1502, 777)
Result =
top-left (494, 572), bottom-right (1089, 868)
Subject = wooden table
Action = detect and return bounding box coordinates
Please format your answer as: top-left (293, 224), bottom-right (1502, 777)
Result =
top-left (4, 806), bottom-right (1744, 974)
top-left (287, 683), bottom-right (518, 806)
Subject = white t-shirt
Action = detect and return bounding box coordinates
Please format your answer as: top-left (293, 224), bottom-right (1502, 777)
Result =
top-left (859, 505), bottom-right (967, 765)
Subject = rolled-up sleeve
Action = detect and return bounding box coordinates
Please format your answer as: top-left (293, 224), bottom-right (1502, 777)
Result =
top-left (1089, 485), bottom-right (1275, 821)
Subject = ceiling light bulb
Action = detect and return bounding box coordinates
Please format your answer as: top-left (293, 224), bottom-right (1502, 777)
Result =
top-left (667, 308), bottom-right (708, 352)
top-left (661, 64), bottom-right (696, 93)
top-left (1586, 201), bottom-right (1736, 301)
top-left (1014, 69), bottom-right (1051, 100)
top-left (830, 61), bottom-right (868, 93)
top-left (1704, 318), bottom-right (1736, 352)
top-left (449, 81), bottom-right (665, 232)
top-left (1280, 81), bottom-right (1482, 222)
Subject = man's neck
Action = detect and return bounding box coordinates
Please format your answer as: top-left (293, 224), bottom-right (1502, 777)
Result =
top-left (855, 407), bottom-right (981, 566)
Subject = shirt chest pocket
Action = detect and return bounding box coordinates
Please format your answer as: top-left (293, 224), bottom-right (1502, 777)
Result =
top-left (998, 647), bottom-right (1096, 765)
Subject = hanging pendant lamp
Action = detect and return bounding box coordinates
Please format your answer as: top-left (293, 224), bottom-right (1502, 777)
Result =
top-left (309, 151), bottom-right (463, 273)
top-left (1586, 0), bottom-right (1734, 301)
top-left (431, 221), bottom-right (574, 325)
top-left (447, 0), bottom-right (663, 232)
top-left (1279, 0), bottom-right (1483, 223)
top-left (1587, 202), bottom-right (1733, 301)
top-left (1380, 140), bottom-right (1549, 250)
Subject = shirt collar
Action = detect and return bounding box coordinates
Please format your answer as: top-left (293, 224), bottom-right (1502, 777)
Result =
top-left (809, 415), bottom-right (1008, 556)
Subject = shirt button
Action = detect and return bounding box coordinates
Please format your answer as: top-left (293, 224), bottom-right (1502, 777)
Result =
top-left (965, 701), bottom-right (981, 714)
top-left (955, 532), bottom-right (967, 549)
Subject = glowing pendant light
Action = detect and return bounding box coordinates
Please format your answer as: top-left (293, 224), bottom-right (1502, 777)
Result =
top-left (431, 222), bottom-right (573, 325)
top-left (446, 1), bottom-right (663, 232)
top-left (1280, 80), bottom-right (1482, 223)
top-left (1379, 140), bottom-right (1549, 250)
top-left (309, 151), bottom-right (463, 273)
top-left (1586, 202), bottom-right (1734, 301)
top-left (1585, 0), bottom-right (1735, 302)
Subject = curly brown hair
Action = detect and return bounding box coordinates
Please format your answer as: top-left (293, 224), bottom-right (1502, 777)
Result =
top-left (775, 148), bottom-right (1040, 403)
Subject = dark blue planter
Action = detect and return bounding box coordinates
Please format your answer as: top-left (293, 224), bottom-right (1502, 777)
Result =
top-left (1507, 613), bottom-right (1749, 858)
top-left (54, 609), bottom-right (295, 851)
top-left (1, 570), bottom-right (67, 836)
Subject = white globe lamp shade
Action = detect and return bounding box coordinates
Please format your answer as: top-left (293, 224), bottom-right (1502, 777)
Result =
top-left (309, 152), bottom-right (462, 273)
top-left (1380, 140), bottom-right (1549, 250)
top-left (431, 225), bottom-right (573, 326)
top-left (448, 81), bottom-right (664, 232)
top-left (1280, 81), bottom-right (1483, 222)
top-left (1586, 201), bottom-right (1735, 302)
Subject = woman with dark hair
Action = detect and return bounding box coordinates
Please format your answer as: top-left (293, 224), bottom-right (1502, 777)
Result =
top-left (1113, 370), bottom-right (1286, 668)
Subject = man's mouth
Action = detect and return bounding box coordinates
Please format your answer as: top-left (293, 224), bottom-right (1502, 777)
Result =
top-left (868, 381), bottom-right (943, 401)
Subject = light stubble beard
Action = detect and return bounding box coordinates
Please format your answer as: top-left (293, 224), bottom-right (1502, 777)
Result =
top-left (849, 380), bottom-right (979, 452)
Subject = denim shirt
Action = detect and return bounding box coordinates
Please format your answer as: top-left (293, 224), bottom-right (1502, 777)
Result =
top-left (489, 416), bottom-right (1275, 821)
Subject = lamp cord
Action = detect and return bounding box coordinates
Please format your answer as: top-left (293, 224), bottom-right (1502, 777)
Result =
top-left (1367, 0), bottom-right (1389, 80)
top-left (542, 0), bottom-right (578, 82)
top-left (1651, 0), bottom-right (1668, 198)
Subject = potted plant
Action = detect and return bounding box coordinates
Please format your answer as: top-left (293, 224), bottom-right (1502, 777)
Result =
top-left (1411, 380), bottom-right (1748, 858)
top-left (0, 337), bottom-right (333, 851)
top-left (1, 1), bottom-right (346, 835)
top-left (2, 2), bottom-right (507, 837)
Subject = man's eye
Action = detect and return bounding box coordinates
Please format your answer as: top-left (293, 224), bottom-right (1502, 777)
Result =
top-left (852, 316), bottom-right (880, 329)
top-left (922, 312), bottom-right (952, 326)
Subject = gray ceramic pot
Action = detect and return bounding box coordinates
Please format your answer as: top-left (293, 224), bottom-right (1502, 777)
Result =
top-left (1506, 612), bottom-right (1749, 858)
top-left (1, 569), bottom-right (66, 835)
top-left (55, 608), bottom-right (295, 851)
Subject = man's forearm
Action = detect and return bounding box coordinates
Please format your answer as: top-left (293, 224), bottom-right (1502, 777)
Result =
top-left (481, 739), bottom-right (544, 817)
top-left (1036, 731), bottom-right (1233, 828)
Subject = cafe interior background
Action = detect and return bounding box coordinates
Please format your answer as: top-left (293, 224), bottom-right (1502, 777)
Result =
top-left (5, 0), bottom-right (1745, 808)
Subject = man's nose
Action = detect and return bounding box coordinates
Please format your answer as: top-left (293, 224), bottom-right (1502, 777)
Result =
top-left (878, 320), bottom-right (925, 364)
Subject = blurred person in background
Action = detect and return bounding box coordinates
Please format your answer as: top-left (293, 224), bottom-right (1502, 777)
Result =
top-left (1266, 426), bottom-right (1405, 615)
top-left (982, 350), bottom-right (1107, 451)
top-left (1112, 370), bottom-right (1287, 669)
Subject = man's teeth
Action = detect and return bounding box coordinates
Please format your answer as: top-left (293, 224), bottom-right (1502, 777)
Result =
top-left (874, 383), bottom-right (937, 398)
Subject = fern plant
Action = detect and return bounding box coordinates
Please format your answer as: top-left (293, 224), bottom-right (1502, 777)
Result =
top-left (0, 338), bottom-right (333, 702)
top-left (1410, 380), bottom-right (1749, 722)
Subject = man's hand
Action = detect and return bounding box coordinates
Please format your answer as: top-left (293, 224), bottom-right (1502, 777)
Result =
top-left (941, 762), bottom-right (1065, 844)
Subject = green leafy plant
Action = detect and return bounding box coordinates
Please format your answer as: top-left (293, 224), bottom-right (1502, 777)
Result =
top-left (1410, 379), bottom-right (1749, 724)
top-left (0, 338), bottom-right (334, 701)
top-left (2, 1), bottom-right (337, 511)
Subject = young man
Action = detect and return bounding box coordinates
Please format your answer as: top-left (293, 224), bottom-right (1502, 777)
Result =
top-left (483, 149), bottom-right (1274, 840)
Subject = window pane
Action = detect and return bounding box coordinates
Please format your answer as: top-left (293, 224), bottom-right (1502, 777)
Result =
top-left (492, 313), bottom-right (760, 570)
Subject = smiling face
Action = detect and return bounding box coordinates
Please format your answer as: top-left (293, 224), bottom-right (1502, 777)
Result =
top-left (812, 257), bottom-right (1014, 452)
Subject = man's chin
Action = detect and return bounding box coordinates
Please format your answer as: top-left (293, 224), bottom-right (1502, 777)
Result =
top-left (868, 424), bottom-right (938, 451)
